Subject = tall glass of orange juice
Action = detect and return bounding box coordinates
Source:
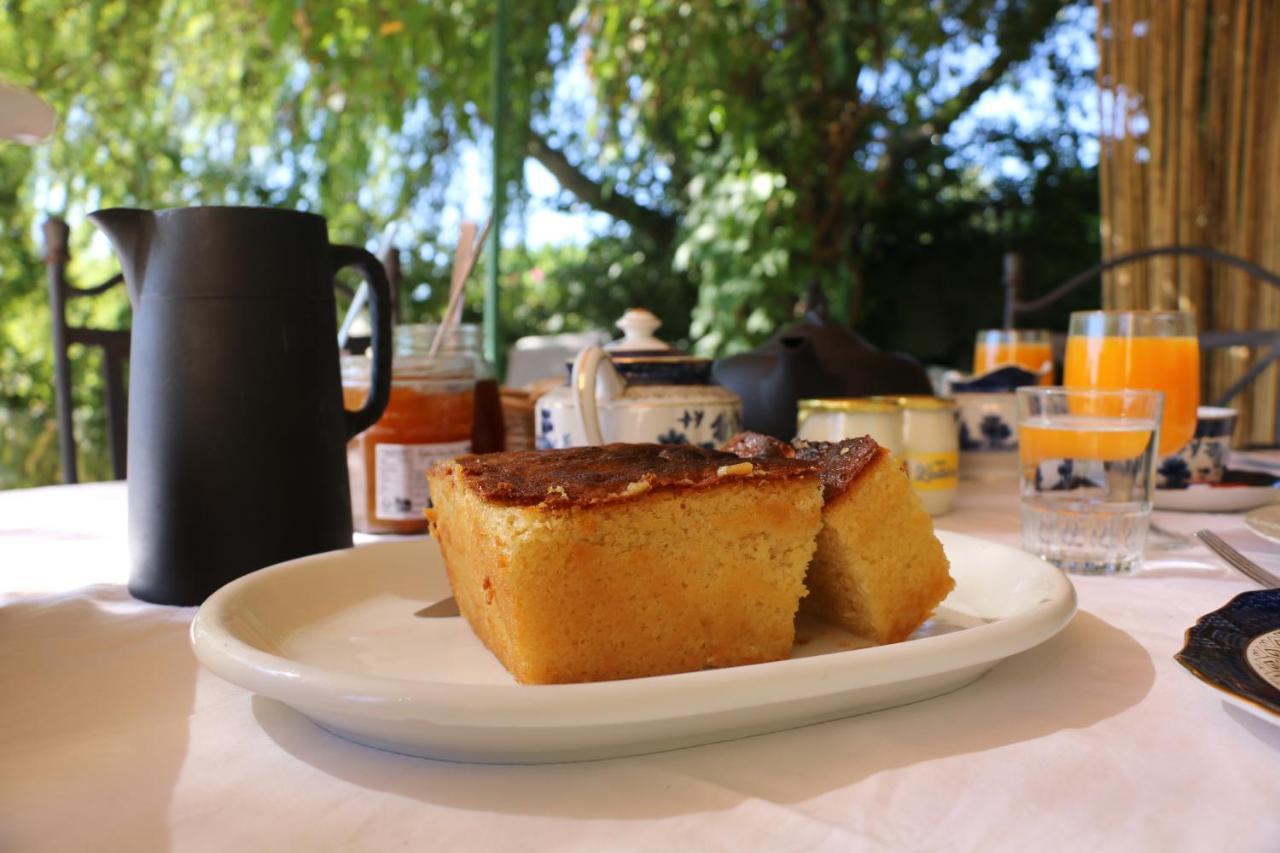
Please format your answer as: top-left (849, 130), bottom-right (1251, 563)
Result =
top-left (973, 329), bottom-right (1054, 384)
top-left (1063, 311), bottom-right (1199, 456)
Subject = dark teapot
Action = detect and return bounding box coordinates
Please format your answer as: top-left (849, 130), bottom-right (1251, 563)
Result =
top-left (712, 282), bottom-right (933, 439)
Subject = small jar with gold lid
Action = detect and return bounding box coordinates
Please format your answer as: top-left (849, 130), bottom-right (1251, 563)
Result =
top-left (796, 398), bottom-right (905, 456)
top-left (873, 395), bottom-right (959, 516)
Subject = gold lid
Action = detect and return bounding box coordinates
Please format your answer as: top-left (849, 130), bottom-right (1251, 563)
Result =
top-left (871, 394), bottom-right (956, 411)
top-left (798, 397), bottom-right (900, 414)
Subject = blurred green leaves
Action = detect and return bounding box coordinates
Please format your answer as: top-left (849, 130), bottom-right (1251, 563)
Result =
top-left (0, 0), bottom-right (1096, 487)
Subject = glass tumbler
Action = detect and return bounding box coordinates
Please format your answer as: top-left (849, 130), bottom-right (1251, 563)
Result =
top-left (1017, 386), bottom-right (1163, 574)
top-left (1064, 310), bottom-right (1199, 457)
top-left (973, 329), bottom-right (1054, 384)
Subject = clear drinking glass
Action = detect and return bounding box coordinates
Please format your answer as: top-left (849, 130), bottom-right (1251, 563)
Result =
top-left (1017, 386), bottom-right (1163, 574)
top-left (1064, 310), bottom-right (1199, 456)
top-left (973, 329), bottom-right (1054, 384)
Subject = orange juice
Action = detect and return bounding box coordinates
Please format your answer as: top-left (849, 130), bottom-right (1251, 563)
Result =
top-left (973, 340), bottom-right (1054, 384)
top-left (1019, 416), bottom-right (1155, 465)
top-left (1063, 335), bottom-right (1198, 455)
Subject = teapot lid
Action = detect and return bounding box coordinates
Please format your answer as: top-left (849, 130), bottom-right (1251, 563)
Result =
top-left (609, 308), bottom-right (711, 384)
top-left (605, 308), bottom-right (677, 356)
top-left (563, 308), bottom-right (715, 386)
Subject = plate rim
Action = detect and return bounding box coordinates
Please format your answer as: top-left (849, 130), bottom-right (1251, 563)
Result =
top-left (191, 530), bottom-right (1078, 728)
top-left (1174, 589), bottom-right (1280, 725)
top-left (1244, 504), bottom-right (1280, 545)
top-left (1153, 483), bottom-right (1280, 513)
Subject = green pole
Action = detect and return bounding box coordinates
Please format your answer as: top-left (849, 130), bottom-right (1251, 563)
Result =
top-left (485, 0), bottom-right (509, 379)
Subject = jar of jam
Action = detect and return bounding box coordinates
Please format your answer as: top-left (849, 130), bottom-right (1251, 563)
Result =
top-left (343, 340), bottom-right (475, 534)
top-left (397, 323), bottom-right (505, 454)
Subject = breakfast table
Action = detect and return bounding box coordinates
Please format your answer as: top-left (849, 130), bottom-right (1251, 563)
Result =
top-left (3, 475), bottom-right (1280, 852)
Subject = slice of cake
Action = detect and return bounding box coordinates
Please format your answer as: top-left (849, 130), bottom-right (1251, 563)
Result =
top-left (725, 432), bottom-right (954, 644)
top-left (425, 443), bottom-right (824, 684)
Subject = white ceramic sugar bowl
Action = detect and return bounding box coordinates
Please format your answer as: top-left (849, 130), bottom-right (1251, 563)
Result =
top-left (535, 309), bottom-right (743, 449)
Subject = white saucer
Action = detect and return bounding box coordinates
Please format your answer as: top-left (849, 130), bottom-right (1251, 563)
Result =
top-left (1245, 504), bottom-right (1280, 545)
top-left (1153, 484), bottom-right (1280, 513)
top-left (192, 531), bottom-right (1076, 764)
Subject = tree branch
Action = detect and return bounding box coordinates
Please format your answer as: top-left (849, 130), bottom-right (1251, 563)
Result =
top-left (525, 130), bottom-right (677, 248)
top-left (879, 0), bottom-right (1069, 181)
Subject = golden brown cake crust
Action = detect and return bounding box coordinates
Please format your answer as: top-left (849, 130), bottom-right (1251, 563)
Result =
top-left (721, 431), bottom-right (796, 459)
top-left (725, 432), bottom-right (883, 502)
top-left (791, 437), bottom-right (884, 501)
top-left (438, 442), bottom-right (817, 508)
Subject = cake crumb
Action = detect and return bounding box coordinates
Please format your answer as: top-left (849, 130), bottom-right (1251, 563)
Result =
top-left (716, 462), bottom-right (754, 478)
top-left (621, 479), bottom-right (652, 497)
top-left (546, 484), bottom-right (568, 499)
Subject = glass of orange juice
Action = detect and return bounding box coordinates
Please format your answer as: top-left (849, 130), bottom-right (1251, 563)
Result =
top-left (973, 329), bottom-right (1054, 384)
top-left (1017, 386), bottom-right (1163, 574)
top-left (1063, 311), bottom-right (1199, 457)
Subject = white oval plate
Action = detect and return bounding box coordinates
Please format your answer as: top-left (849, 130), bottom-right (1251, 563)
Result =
top-left (192, 531), bottom-right (1076, 764)
top-left (1245, 504), bottom-right (1280, 545)
top-left (1153, 484), bottom-right (1280, 513)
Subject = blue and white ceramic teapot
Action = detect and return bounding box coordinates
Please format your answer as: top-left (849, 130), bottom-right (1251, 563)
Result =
top-left (535, 309), bottom-right (742, 449)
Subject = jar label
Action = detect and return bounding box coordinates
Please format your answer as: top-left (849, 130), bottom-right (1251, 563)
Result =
top-left (374, 441), bottom-right (471, 520)
top-left (905, 450), bottom-right (959, 492)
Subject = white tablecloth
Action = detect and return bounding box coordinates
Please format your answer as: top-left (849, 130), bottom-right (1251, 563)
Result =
top-left (3, 479), bottom-right (1280, 852)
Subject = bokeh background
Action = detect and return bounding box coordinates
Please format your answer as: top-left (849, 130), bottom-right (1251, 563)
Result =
top-left (2, 0), bottom-right (1108, 487)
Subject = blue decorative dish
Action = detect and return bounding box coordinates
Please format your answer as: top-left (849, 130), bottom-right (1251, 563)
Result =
top-left (1175, 589), bottom-right (1280, 725)
top-left (946, 365), bottom-right (1042, 393)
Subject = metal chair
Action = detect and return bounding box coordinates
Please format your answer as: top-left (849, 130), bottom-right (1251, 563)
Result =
top-left (1003, 245), bottom-right (1280, 422)
top-left (43, 216), bottom-right (130, 483)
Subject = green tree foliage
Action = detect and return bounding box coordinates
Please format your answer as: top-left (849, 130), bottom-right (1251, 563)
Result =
top-left (0, 0), bottom-right (1097, 485)
top-left (548, 0), bottom-right (1094, 353)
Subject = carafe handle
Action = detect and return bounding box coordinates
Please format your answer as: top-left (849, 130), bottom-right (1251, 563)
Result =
top-left (332, 244), bottom-right (393, 439)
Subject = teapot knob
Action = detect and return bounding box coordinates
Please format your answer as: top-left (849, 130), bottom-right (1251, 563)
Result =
top-left (608, 308), bottom-right (670, 352)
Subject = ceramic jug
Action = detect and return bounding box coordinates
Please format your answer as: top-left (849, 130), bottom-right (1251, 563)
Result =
top-left (90, 205), bottom-right (393, 605)
top-left (535, 309), bottom-right (742, 449)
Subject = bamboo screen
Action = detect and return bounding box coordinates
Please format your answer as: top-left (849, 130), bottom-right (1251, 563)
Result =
top-left (1096, 0), bottom-right (1280, 445)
